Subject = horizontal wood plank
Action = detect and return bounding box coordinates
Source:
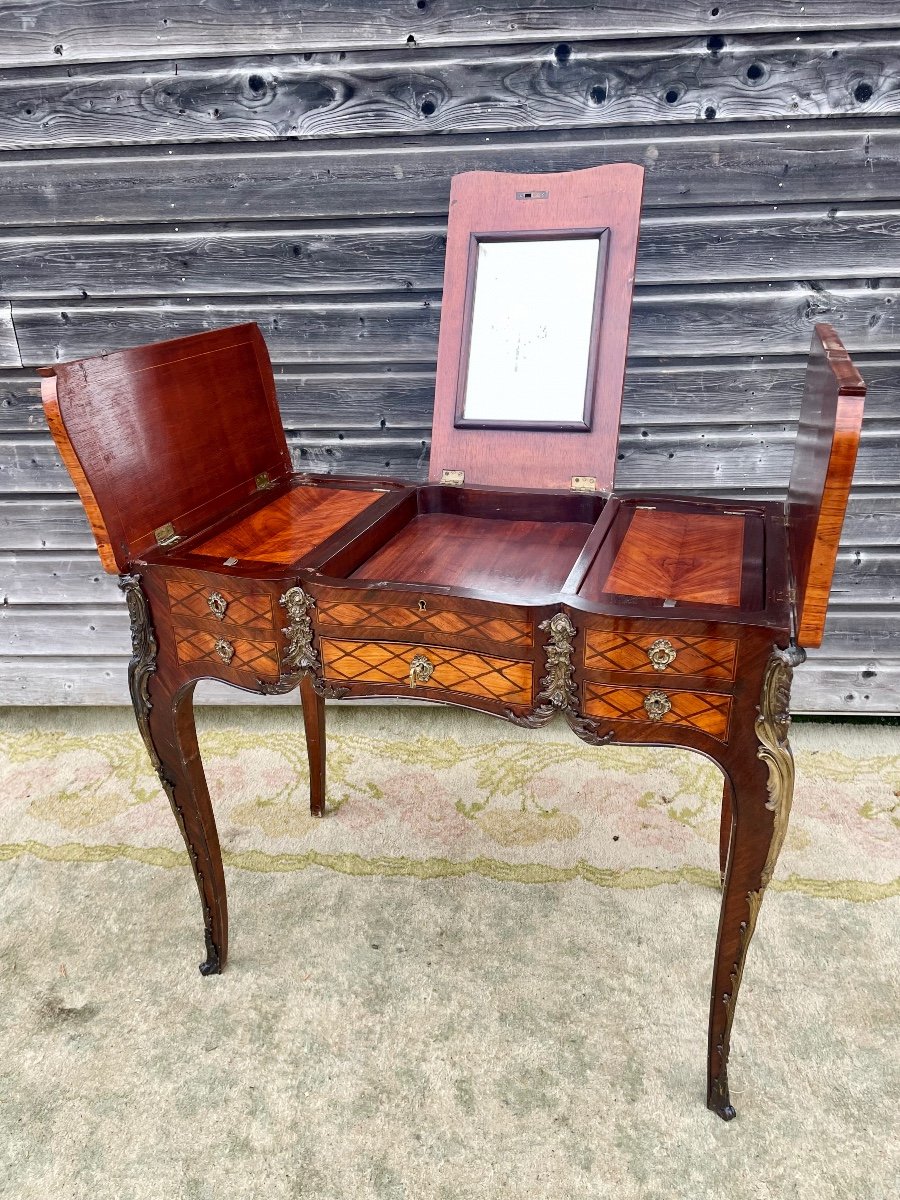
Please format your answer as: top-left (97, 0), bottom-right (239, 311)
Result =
top-left (0, 302), bottom-right (20, 367)
top-left (5, 203), bottom-right (900, 298)
top-left (2, 121), bottom-right (900, 230)
top-left (4, 358), bottom-right (900, 434)
top-left (3, 418), bottom-right (898, 492)
top-left (3, 31), bottom-right (899, 151)
top-left (5, 2), bottom-right (900, 69)
top-left (11, 281), bottom-right (900, 367)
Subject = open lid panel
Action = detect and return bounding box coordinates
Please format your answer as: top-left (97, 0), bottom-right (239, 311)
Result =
top-left (40, 323), bottom-right (292, 572)
top-left (429, 164), bottom-right (644, 493)
top-left (786, 323), bottom-right (866, 648)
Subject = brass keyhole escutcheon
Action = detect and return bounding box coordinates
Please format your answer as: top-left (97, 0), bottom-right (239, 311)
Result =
top-left (215, 638), bottom-right (235, 665)
top-left (208, 591), bottom-right (228, 621)
top-left (643, 689), bottom-right (671, 722)
top-left (409, 653), bottom-right (434, 688)
top-left (647, 638), bottom-right (676, 671)
top-left (418, 599), bottom-right (428, 612)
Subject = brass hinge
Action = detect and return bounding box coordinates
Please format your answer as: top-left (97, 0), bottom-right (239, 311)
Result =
top-left (255, 471), bottom-right (275, 491)
top-left (440, 469), bottom-right (465, 487)
top-left (154, 522), bottom-right (181, 548)
top-left (571, 476), bottom-right (597, 493)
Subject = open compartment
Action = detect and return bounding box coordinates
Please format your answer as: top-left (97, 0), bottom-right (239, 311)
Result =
top-left (152, 476), bottom-right (408, 575)
top-left (314, 484), bottom-right (610, 602)
top-left (574, 496), bottom-right (767, 612)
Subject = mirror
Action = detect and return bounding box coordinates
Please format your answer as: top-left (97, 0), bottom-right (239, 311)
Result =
top-left (457, 235), bottom-right (605, 429)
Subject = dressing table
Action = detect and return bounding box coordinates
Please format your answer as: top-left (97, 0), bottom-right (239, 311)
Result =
top-left (40, 164), bottom-right (866, 1120)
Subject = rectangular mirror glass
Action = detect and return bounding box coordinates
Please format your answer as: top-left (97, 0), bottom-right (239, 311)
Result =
top-left (458, 235), bottom-right (603, 429)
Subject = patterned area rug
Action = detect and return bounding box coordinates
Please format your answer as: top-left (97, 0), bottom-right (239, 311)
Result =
top-left (2, 705), bottom-right (898, 899)
top-left (1, 705), bottom-right (898, 1199)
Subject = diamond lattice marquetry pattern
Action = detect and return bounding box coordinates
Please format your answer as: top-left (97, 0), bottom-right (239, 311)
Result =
top-left (175, 630), bottom-right (278, 678)
top-left (321, 638), bottom-right (532, 704)
top-left (584, 683), bottom-right (731, 740)
top-left (318, 602), bottom-right (531, 646)
top-left (166, 580), bottom-right (273, 629)
top-left (584, 631), bottom-right (737, 679)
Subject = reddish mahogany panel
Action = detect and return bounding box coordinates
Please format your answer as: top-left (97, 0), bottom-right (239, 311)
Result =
top-left (40, 323), bottom-right (291, 572)
top-left (350, 512), bottom-right (594, 600)
top-left (589, 509), bottom-right (746, 607)
top-left (787, 324), bottom-right (866, 648)
top-left (428, 164), bottom-right (644, 492)
top-left (192, 483), bottom-right (385, 566)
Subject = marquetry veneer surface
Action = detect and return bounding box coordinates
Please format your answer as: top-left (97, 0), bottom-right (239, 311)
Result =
top-left (583, 682), bottom-right (731, 740)
top-left (192, 485), bottom-right (383, 565)
top-left (175, 630), bottom-right (279, 679)
top-left (597, 510), bottom-right (746, 607)
top-left (166, 580), bottom-right (274, 628)
top-left (351, 514), bottom-right (593, 600)
top-left (317, 600), bottom-right (532, 647)
top-left (583, 630), bottom-right (737, 680)
top-left (320, 638), bottom-right (533, 705)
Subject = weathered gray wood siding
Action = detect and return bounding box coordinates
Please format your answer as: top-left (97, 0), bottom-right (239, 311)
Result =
top-left (1, 2), bottom-right (898, 710)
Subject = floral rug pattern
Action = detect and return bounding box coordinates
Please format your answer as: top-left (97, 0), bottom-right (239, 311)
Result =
top-left (1, 706), bottom-right (898, 900)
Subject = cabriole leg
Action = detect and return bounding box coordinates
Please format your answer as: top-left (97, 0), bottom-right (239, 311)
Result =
top-left (147, 678), bottom-right (228, 976)
top-left (300, 673), bottom-right (326, 818)
top-left (707, 645), bottom-right (804, 1120)
top-left (120, 573), bottom-right (228, 975)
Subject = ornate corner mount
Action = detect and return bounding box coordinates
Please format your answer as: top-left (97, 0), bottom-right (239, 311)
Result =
top-left (566, 711), bottom-right (614, 746)
top-left (280, 585), bottom-right (320, 674)
top-left (755, 642), bottom-right (805, 891)
top-left (505, 611), bottom-right (612, 746)
top-left (118, 573), bottom-right (158, 763)
top-left (311, 678), bottom-right (351, 699)
top-left (538, 611), bottom-right (579, 710)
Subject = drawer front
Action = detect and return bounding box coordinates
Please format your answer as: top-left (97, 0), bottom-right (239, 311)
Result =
top-left (583, 682), bottom-right (731, 740)
top-left (583, 630), bottom-right (737, 680)
top-left (320, 638), bottom-right (532, 705)
top-left (166, 579), bottom-right (274, 630)
top-left (174, 629), bottom-right (279, 680)
top-left (317, 599), bottom-right (532, 647)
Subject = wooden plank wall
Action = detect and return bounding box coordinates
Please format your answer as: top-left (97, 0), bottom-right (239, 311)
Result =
top-left (1, 1), bottom-right (899, 710)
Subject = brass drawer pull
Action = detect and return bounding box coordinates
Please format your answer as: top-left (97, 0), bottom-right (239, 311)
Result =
top-left (208, 591), bottom-right (228, 621)
top-left (643, 689), bottom-right (671, 722)
top-left (409, 653), bottom-right (435, 687)
top-left (647, 638), bottom-right (676, 671)
top-left (215, 638), bottom-right (235, 665)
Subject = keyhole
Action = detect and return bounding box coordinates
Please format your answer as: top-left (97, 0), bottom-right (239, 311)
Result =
top-left (418, 599), bottom-right (427, 612)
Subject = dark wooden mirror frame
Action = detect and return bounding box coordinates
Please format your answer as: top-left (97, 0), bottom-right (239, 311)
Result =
top-left (453, 227), bottom-right (611, 432)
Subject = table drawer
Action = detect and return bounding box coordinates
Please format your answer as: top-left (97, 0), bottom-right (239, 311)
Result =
top-left (583, 682), bottom-right (731, 740)
top-left (166, 579), bottom-right (274, 630)
top-left (320, 637), bottom-right (532, 706)
top-left (583, 630), bottom-right (737, 680)
top-left (317, 598), bottom-right (532, 648)
top-left (174, 628), bottom-right (279, 681)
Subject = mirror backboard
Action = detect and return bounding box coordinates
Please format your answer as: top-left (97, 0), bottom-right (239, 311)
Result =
top-left (429, 164), bottom-right (644, 492)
